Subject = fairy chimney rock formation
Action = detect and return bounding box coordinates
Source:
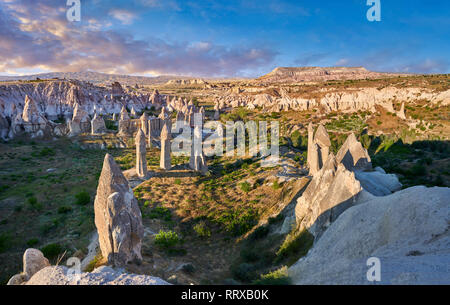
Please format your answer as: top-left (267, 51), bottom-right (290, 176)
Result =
top-left (91, 113), bottom-right (107, 135)
top-left (118, 106), bottom-right (132, 136)
top-left (69, 103), bottom-right (90, 136)
top-left (307, 122), bottom-right (320, 175)
top-left (189, 125), bottom-right (208, 174)
top-left (160, 123), bottom-right (171, 170)
top-left (112, 82), bottom-right (124, 95)
top-left (336, 133), bottom-right (372, 171)
top-left (94, 154), bottom-right (144, 267)
top-left (135, 129), bottom-right (148, 178)
top-left (295, 153), bottom-right (363, 238)
top-left (140, 112), bottom-right (149, 136)
top-left (398, 102), bottom-right (406, 120)
top-left (130, 107), bottom-right (137, 118)
top-left (314, 124), bottom-right (331, 167)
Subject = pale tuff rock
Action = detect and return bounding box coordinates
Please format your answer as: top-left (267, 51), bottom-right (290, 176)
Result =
top-left (214, 104), bottom-right (220, 120)
top-left (69, 103), bottom-right (90, 136)
top-left (398, 102), bottom-right (406, 120)
top-left (295, 153), bottom-right (365, 238)
top-left (7, 248), bottom-right (50, 285)
top-left (135, 129), bottom-right (147, 178)
top-left (336, 133), bottom-right (372, 171)
top-left (189, 125), bottom-right (208, 174)
top-left (354, 167), bottom-right (402, 196)
top-left (118, 106), bottom-right (132, 136)
top-left (25, 266), bottom-right (170, 285)
top-left (130, 107), bottom-right (137, 118)
top-left (307, 123), bottom-right (320, 175)
top-left (149, 89), bottom-right (163, 108)
top-left (160, 123), bottom-right (171, 170)
top-left (91, 113), bottom-right (107, 135)
top-left (139, 112), bottom-right (149, 136)
top-left (313, 124), bottom-right (331, 168)
top-left (218, 86), bottom-right (450, 114)
top-left (94, 154), bottom-right (144, 267)
top-left (119, 106), bottom-right (130, 121)
top-left (289, 186), bottom-right (450, 285)
top-left (11, 95), bottom-right (49, 137)
top-left (111, 82), bottom-right (124, 95)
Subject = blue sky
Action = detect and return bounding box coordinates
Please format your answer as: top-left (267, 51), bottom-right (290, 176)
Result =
top-left (0, 0), bottom-right (449, 77)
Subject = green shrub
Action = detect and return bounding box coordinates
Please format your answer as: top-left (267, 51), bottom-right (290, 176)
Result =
top-left (154, 230), bottom-right (180, 249)
top-left (250, 225), bottom-right (269, 240)
top-left (268, 214), bottom-right (284, 225)
top-left (174, 178), bottom-right (182, 185)
top-left (41, 243), bottom-right (64, 260)
top-left (240, 248), bottom-right (260, 263)
top-left (239, 182), bottom-right (252, 193)
top-left (38, 147), bottom-right (56, 157)
top-left (27, 196), bottom-right (38, 206)
top-left (148, 206), bottom-right (172, 221)
top-left (272, 180), bottom-right (280, 190)
top-left (75, 191), bottom-right (90, 205)
top-left (410, 164), bottom-right (426, 176)
top-left (193, 221), bottom-right (211, 238)
top-left (57, 205), bottom-right (72, 214)
top-left (231, 263), bottom-right (257, 283)
top-left (276, 228), bottom-right (314, 265)
top-left (26, 238), bottom-right (39, 247)
top-left (0, 233), bottom-right (12, 253)
top-left (253, 266), bottom-right (291, 285)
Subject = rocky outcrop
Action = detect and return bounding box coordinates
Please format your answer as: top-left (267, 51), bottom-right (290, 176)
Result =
top-left (160, 123), bottom-right (171, 170)
top-left (289, 186), bottom-right (450, 285)
top-left (307, 123), bottom-right (332, 176)
top-left (189, 125), bottom-right (208, 174)
top-left (258, 66), bottom-right (405, 83)
top-left (111, 82), bottom-right (124, 95)
top-left (296, 153), bottom-right (366, 238)
top-left (7, 248), bottom-right (50, 285)
top-left (118, 106), bottom-right (132, 136)
top-left (307, 123), bottom-right (320, 175)
top-left (94, 154), bottom-right (144, 267)
top-left (69, 103), bottom-right (90, 136)
top-left (218, 86), bottom-right (450, 114)
top-left (297, 132), bottom-right (401, 238)
top-left (140, 112), bottom-right (149, 137)
top-left (336, 133), bottom-right (372, 171)
top-left (135, 129), bottom-right (147, 178)
top-left (25, 265), bottom-right (169, 285)
top-left (11, 95), bottom-right (50, 138)
top-left (91, 113), bottom-right (107, 135)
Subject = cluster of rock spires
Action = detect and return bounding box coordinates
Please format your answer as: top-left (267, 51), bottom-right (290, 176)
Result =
top-left (0, 80), bottom-right (167, 140)
top-left (298, 124), bottom-right (401, 238)
top-left (288, 123), bottom-right (450, 284)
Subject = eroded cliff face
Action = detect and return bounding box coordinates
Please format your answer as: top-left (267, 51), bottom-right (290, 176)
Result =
top-left (0, 80), bottom-right (166, 140)
top-left (0, 80), bottom-right (160, 120)
top-left (217, 86), bottom-right (450, 114)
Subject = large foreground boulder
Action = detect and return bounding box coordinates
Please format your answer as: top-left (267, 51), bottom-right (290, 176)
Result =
top-left (94, 154), bottom-right (144, 267)
top-left (7, 248), bottom-right (50, 285)
top-left (289, 186), bottom-right (450, 285)
top-left (25, 266), bottom-right (169, 285)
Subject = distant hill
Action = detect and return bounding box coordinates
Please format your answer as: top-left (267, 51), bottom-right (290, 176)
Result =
top-left (0, 71), bottom-right (200, 86)
top-left (257, 66), bottom-right (409, 83)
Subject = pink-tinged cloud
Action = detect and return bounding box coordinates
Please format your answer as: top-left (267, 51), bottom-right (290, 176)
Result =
top-left (0, 0), bottom-right (277, 77)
